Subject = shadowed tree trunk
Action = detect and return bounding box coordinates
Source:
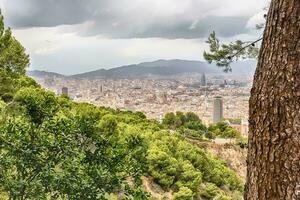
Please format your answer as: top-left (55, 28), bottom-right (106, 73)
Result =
top-left (245, 0), bottom-right (300, 199)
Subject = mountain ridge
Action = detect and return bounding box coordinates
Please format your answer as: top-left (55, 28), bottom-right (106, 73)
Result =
top-left (28, 59), bottom-right (257, 79)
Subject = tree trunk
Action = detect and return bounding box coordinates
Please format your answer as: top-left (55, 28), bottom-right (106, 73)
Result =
top-left (245, 0), bottom-right (300, 199)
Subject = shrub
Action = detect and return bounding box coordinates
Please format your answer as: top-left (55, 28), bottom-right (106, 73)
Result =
top-left (201, 183), bottom-right (219, 199)
top-left (173, 187), bottom-right (193, 200)
top-left (236, 137), bottom-right (248, 149)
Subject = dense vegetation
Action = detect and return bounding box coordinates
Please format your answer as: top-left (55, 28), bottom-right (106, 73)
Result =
top-left (162, 112), bottom-right (241, 140)
top-left (0, 11), bottom-right (244, 199)
top-left (0, 87), bottom-right (244, 199)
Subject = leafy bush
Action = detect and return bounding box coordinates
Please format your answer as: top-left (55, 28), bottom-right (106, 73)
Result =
top-left (147, 147), bottom-right (179, 188)
top-left (175, 160), bottom-right (202, 192)
top-left (172, 187), bottom-right (193, 200)
top-left (205, 130), bottom-right (216, 139)
top-left (208, 121), bottom-right (241, 139)
top-left (215, 194), bottom-right (233, 200)
top-left (236, 137), bottom-right (248, 149)
top-left (0, 92), bottom-right (13, 102)
top-left (178, 128), bottom-right (205, 140)
top-left (201, 183), bottom-right (219, 199)
top-left (14, 87), bottom-right (59, 124)
top-left (162, 111), bottom-right (207, 132)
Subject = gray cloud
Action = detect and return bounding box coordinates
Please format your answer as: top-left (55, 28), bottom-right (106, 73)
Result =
top-left (2, 0), bottom-right (97, 27)
top-left (85, 16), bottom-right (249, 39)
top-left (1, 0), bottom-right (263, 39)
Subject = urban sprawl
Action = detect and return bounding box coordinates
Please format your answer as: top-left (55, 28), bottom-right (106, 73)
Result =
top-left (31, 73), bottom-right (251, 137)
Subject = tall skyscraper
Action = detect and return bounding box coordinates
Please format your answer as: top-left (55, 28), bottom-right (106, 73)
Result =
top-left (62, 87), bottom-right (68, 96)
top-left (160, 92), bottom-right (168, 104)
top-left (99, 84), bottom-right (104, 93)
top-left (213, 96), bottom-right (223, 123)
top-left (200, 73), bottom-right (206, 86)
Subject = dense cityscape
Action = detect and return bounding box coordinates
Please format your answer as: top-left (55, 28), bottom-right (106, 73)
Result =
top-left (31, 73), bottom-right (252, 137)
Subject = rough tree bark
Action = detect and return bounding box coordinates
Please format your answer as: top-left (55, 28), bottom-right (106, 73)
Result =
top-left (245, 0), bottom-right (300, 199)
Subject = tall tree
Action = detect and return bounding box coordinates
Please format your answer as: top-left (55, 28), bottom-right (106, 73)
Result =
top-left (0, 10), bottom-right (29, 75)
top-left (0, 10), bottom-right (30, 101)
top-left (245, 1), bottom-right (300, 199)
top-left (204, 0), bottom-right (299, 199)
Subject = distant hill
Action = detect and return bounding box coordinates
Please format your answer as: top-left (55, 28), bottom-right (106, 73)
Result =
top-left (28, 59), bottom-right (257, 79)
top-left (70, 59), bottom-right (222, 79)
top-left (27, 70), bottom-right (66, 78)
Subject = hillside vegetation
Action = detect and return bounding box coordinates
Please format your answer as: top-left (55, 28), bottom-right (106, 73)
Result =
top-left (0, 76), bottom-right (244, 199)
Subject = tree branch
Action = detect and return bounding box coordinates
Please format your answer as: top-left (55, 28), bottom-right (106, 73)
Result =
top-left (227, 37), bottom-right (263, 60)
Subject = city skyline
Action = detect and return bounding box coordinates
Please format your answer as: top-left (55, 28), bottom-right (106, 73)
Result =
top-left (30, 72), bottom-right (251, 127)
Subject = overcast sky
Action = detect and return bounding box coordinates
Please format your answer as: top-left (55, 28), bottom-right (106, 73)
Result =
top-left (0, 0), bottom-right (268, 75)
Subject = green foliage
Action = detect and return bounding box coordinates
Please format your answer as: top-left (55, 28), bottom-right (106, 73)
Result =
top-left (215, 194), bottom-right (233, 200)
top-left (236, 137), bottom-right (248, 149)
top-left (17, 76), bottom-right (40, 89)
top-left (0, 69), bottom-right (16, 101)
top-left (124, 185), bottom-right (151, 200)
top-left (179, 128), bottom-right (205, 141)
top-left (203, 31), bottom-right (259, 72)
top-left (163, 112), bottom-right (177, 127)
top-left (208, 121), bottom-right (241, 139)
top-left (172, 187), bottom-right (193, 200)
top-left (98, 114), bottom-right (118, 135)
top-left (1, 116), bottom-right (65, 198)
top-left (146, 131), bottom-right (243, 198)
top-left (163, 113), bottom-right (241, 140)
top-left (162, 112), bottom-right (206, 131)
top-left (0, 11), bottom-right (31, 102)
top-left (0, 13), bottom-right (26, 87)
top-left (226, 118), bottom-right (242, 125)
top-left (205, 131), bottom-right (215, 140)
top-left (0, 92), bottom-right (13, 102)
top-left (14, 87), bottom-right (59, 124)
top-left (0, 86), bottom-right (243, 199)
top-left (0, 11), bottom-right (29, 75)
top-left (0, 100), bottom-right (5, 109)
top-left (122, 126), bottom-right (148, 183)
top-left (0, 96), bottom-right (149, 199)
top-left (134, 111), bottom-right (146, 119)
top-left (175, 160), bottom-right (202, 193)
top-left (147, 146), bottom-right (179, 188)
top-left (201, 183), bottom-right (219, 199)
top-left (0, 70), bottom-right (40, 102)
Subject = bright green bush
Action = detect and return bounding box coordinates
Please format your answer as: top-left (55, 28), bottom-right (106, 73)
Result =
top-left (175, 160), bottom-right (202, 192)
top-left (147, 147), bottom-right (179, 188)
top-left (162, 111), bottom-right (206, 131)
top-left (201, 183), bottom-right (219, 199)
top-left (14, 87), bottom-right (59, 124)
top-left (172, 187), bottom-right (193, 200)
top-left (208, 121), bottom-right (241, 139)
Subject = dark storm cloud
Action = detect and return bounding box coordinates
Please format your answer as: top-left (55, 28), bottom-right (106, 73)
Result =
top-left (1, 0), bottom-right (252, 39)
